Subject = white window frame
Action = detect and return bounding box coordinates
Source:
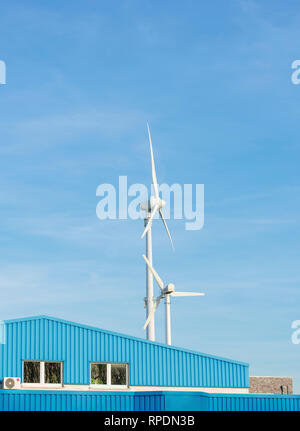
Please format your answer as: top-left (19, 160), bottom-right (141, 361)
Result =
top-left (90, 362), bottom-right (128, 389)
top-left (22, 360), bottom-right (63, 388)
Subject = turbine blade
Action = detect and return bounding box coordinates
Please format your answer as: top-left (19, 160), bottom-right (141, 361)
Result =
top-left (171, 292), bottom-right (205, 297)
top-left (141, 204), bottom-right (159, 239)
top-left (142, 254), bottom-right (164, 291)
top-left (159, 208), bottom-right (174, 250)
top-left (147, 123), bottom-right (159, 199)
top-left (143, 296), bottom-right (163, 330)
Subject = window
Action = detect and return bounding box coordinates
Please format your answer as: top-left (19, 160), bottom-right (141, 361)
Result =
top-left (91, 363), bottom-right (107, 385)
top-left (111, 364), bottom-right (127, 385)
top-left (90, 363), bottom-right (128, 387)
top-left (23, 361), bottom-right (63, 386)
top-left (45, 362), bottom-right (62, 384)
top-left (24, 361), bottom-right (40, 383)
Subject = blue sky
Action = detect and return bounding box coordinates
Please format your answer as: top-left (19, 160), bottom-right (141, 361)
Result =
top-left (1, 0), bottom-right (300, 390)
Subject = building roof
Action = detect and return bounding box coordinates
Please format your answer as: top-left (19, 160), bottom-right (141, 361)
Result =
top-left (4, 314), bottom-right (248, 366)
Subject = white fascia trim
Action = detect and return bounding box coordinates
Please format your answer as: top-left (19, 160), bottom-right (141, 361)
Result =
top-left (129, 386), bottom-right (249, 394)
top-left (19, 384), bottom-right (249, 394)
top-left (19, 385), bottom-right (65, 390)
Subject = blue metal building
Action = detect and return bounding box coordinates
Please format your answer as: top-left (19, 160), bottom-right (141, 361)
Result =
top-left (0, 315), bottom-right (249, 392)
top-left (1, 315), bottom-right (299, 411)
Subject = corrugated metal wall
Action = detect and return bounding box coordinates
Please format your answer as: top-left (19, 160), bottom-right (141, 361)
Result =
top-left (1, 390), bottom-right (299, 411)
top-left (208, 394), bottom-right (300, 411)
top-left (0, 316), bottom-right (249, 388)
top-left (0, 390), bottom-right (165, 411)
top-left (165, 392), bottom-right (300, 411)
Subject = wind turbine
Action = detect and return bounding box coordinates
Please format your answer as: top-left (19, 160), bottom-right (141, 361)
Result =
top-left (142, 254), bottom-right (205, 345)
top-left (140, 123), bottom-right (174, 342)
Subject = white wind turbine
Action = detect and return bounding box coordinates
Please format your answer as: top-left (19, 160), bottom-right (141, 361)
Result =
top-left (140, 123), bottom-right (174, 342)
top-left (142, 254), bottom-right (205, 345)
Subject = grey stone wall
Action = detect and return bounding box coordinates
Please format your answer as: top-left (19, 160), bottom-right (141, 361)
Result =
top-left (249, 376), bottom-right (293, 394)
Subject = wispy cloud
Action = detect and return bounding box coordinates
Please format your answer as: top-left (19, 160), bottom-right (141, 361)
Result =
top-left (0, 108), bottom-right (148, 154)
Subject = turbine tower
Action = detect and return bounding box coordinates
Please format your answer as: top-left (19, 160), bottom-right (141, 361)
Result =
top-left (142, 254), bottom-right (205, 345)
top-left (140, 124), bottom-right (173, 341)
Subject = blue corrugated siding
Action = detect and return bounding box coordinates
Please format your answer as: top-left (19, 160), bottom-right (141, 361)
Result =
top-left (162, 392), bottom-right (300, 411)
top-left (0, 316), bottom-right (249, 388)
top-left (165, 392), bottom-right (300, 411)
top-left (0, 390), bottom-right (165, 411)
top-left (1, 391), bottom-right (299, 411)
top-left (208, 394), bottom-right (300, 411)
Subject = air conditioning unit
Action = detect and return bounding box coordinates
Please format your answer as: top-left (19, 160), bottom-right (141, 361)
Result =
top-left (2, 377), bottom-right (21, 390)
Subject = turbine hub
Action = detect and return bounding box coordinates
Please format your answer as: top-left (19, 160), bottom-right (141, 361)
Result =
top-left (165, 283), bottom-right (175, 293)
top-left (140, 196), bottom-right (165, 213)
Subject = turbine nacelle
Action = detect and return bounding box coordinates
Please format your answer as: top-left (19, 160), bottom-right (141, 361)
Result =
top-left (140, 196), bottom-right (166, 213)
top-left (165, 283), bottom-right (175, 294)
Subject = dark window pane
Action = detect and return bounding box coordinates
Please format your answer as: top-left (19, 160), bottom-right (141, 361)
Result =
top-left (45, 362), bottom-right (61, 384)
top-left (91, 364), bottom-right (107, 385)
top-left (23, 361), bottom-right (40, 383)
top-left (111, 364), bottom-right (127, 385)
